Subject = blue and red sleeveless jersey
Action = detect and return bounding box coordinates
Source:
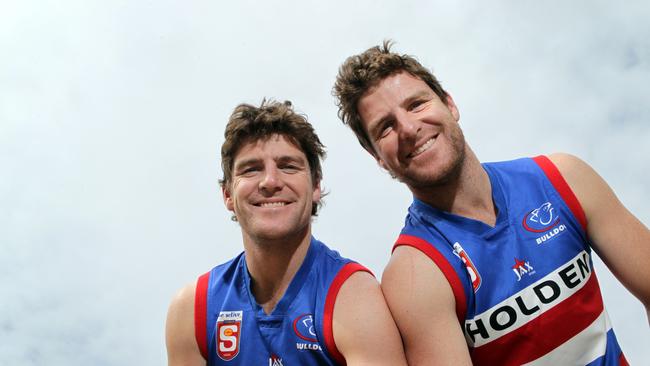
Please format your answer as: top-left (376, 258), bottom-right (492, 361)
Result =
top-left (194, 237), bottom-right (370, 365)
top-left (395, 156), bottom-right (628, 365)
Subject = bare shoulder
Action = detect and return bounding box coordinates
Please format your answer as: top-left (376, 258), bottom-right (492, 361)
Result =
top-left (167, 283), bottom-right (197, 332)
top-left (333, 269), bottom-right (407, 365)
top-left (548, 152), bottom-right (650, 311)
top-left (169, 282), bottom-right (196, 312)
top-left (546, 152), bottom-right (582, 166)
top-left (166, 282), bottom-right (205, 366)
top-left (333, 269), bottom-right (389, 333)
top-left (545, 152), bottom-right (611, 211)
top-left (382, 245), bottom-right (472, 365)
top-left (332, 270), bottom-right (387, 327)
top-left (382, 245), bottom-right (455, 303)
top-left (336, 269), bottom-right (380, 297)
top-left (546, 152), bottom-right (596, 183)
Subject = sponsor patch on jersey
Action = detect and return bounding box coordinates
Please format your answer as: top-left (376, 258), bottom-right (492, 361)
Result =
top-left (453, 242), bottom-right (482, 292)
top-left (465, 251), bottom-right (592, 347)
top-left (512, 258), bottom-right (536, 281)
top-left (216, 310), bottom-right (242, 361)
top-left (269, 354), bottom-right (284, 366)
top-left (522, 202), bottom-right (567, 244)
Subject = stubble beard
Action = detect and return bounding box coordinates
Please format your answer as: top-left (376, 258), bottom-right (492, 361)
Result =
top-left (244, 212), bottom-right (312, 249)
top-left (395, 127), bottom-right (467, 190)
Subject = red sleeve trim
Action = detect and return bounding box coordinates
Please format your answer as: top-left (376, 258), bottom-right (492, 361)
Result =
top-left (194, 271), bottom-right (210, 361)
top-left (392, 234), bottom-right (467, 322)
top-left (323, 262), bottom-right (373, 366)
top-left (532, 155), bottom-right (588, 232)
top-left (619, 352), bottom-right (629, 366)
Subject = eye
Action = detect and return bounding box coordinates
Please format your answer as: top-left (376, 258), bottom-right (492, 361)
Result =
top-left (376, 120), bottom-right (394, 140)
top-left (409, 99), bottom-right (427, 112)
top-left (239, 166), bottom-right (261, 176)
top-left (280, 163), bottom-right (301, 173)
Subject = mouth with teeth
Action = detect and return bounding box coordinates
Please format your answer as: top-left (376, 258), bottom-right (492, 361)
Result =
top-left (256, 201), bottom-right (289, 208)
top-left (408, 135), bottom-right (437, 158)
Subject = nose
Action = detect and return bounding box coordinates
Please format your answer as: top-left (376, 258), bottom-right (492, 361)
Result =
top-left (259, 166), bottom-right (283, 194)
top-left (396, 111), bottom-right (419, 155)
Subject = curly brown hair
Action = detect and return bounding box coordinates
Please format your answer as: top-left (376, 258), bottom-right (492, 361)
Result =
top-left (220, 99), bottom-right (326, 216)
top-left (333, 40), bottom-right (448, 155)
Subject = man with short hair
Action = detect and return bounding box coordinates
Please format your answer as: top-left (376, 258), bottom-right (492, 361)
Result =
top-left (333, 41), bottom-right (649, 365)
top-left (165, 100), bottom-right (407, 366)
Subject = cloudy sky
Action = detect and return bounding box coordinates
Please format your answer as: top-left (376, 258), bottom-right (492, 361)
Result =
top-left (2, 1), bottom-right (649, 364)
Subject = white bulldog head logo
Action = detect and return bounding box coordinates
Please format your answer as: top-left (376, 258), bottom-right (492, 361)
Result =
top-left (530, 202), bottom-right (553, 225)
top-left (523, 202), bottom-right (560, 232)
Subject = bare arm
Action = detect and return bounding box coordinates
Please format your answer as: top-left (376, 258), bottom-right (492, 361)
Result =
top-left (382, 246), bottom-right (472, 366)
top-left (165, 283), bottom-right (206, 366)
top-left (332, 271), bottom-right (408, 366)
top-left (549, 153), bottom-right (650, 321)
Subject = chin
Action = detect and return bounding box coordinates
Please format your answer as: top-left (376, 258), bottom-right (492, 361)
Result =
top-left (251, 221), bottom-right (310, 243)
top-left (400, 166), bottom-right (459, 189)
top-left (404, 150), bottom-right (465, 188)
top-left (251, 224), bottom-right (290, 239)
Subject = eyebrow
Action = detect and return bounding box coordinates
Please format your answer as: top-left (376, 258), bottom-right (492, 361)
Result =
top-left (401, 90), bottom-right (431, 108)
top-left (233, 155), bottom-right (307, 170)
top-left (277, 155), bottom-right (306, 164)
top-left (233, 155), bottom-right (259, 167)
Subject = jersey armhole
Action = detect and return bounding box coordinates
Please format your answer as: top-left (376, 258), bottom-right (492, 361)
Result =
top-left (322, 262), bottom-right (373, 365)
top-left (532, 155), bottom-right (588, 232)
top-left (194, 271), bottom-right (210, 361)
top-left (392, 234), bottom-right (468, 322)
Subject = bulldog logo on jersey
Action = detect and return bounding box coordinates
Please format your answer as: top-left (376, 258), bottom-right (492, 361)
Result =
top-left (216, 310), bottom-right (242, 361)
top-left (522, 202), bottom-right (560, 232)
top-left (293, 314), bottom-right (323, 351)
top-left (293, 314), bottom-right (317, 342)
top-left (522, 202), bottom-right (567, 244)
top-left (453, 242), bottom-right (481, 292)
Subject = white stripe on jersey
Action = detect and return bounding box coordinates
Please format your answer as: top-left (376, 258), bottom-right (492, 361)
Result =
top-left (524, 310), bottom-right (611, 365)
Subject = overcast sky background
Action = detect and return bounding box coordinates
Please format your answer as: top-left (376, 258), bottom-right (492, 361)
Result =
top-left (2, 1), bottom-right (649, 364)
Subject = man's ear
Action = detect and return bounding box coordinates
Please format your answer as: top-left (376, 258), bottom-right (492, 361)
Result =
top-left (368, 145), bottom-right (389, 173)
top-left (222, 184), bottom-right (234, 212)
top-left (312, 181), bottom-right (322, 204)
top-left (445, 94), bottom-right (460, 122)
top-left (377, 158), bottom-right (397, 179)
top-left (377, 156), bottom-right (389, 172)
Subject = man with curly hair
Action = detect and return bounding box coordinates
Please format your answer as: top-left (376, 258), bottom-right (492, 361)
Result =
top-left (165, 100), bottom-right (406, 366)
top-left (333, 41), bottom-right (649, 365)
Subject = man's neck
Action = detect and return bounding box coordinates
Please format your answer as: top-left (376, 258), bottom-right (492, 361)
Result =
top-left (242, 228), bottom-right (312, 315)
top-left (412, 149), bottom-right (497, 227)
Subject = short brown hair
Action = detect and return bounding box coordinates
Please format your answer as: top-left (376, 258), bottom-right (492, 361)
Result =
top-left (220, 99), bottom-right (326, 216)
top-left (333, 40), bottom-right (448, 155)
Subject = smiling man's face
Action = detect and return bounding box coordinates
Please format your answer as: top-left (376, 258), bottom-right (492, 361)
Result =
top-left (358, 71), bottom-right (466, 189)
top-left (223, 134), bottom-right (320, 243)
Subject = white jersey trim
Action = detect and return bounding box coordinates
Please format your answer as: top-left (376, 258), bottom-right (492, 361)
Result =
top-left (523, 310), bottom-right (611, 365)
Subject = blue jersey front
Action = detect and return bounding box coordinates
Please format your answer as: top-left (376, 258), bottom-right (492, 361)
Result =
top-left (195, 237), bottom-right (368, 365)
top-left (395, 156), bottom-right (627, 366)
